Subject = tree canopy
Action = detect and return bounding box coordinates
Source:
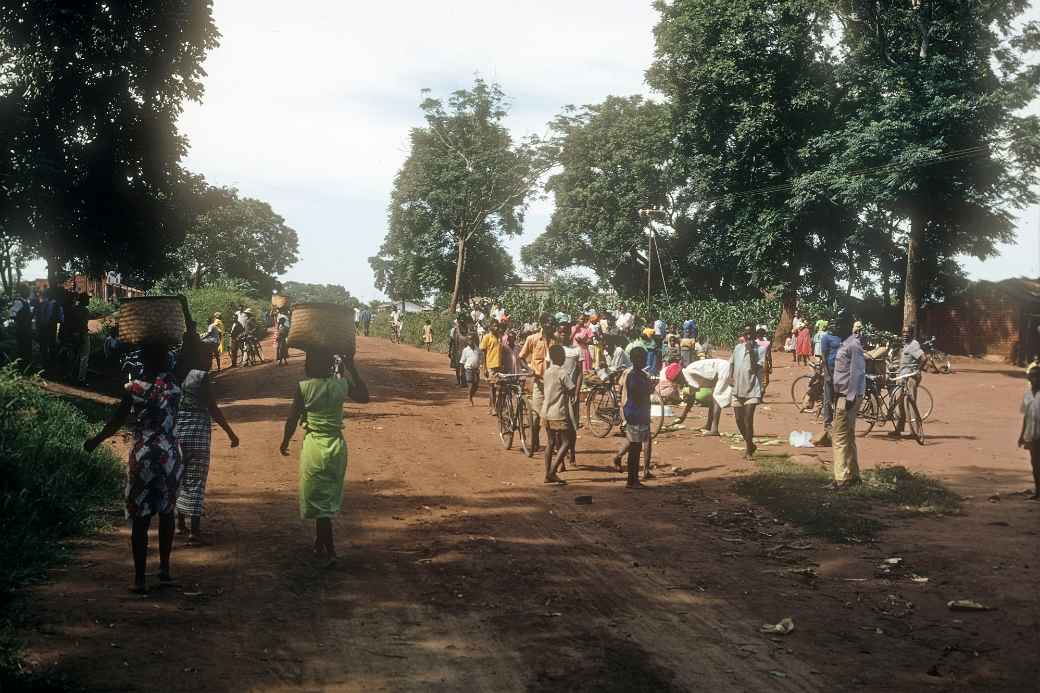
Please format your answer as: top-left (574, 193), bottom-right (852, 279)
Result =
top-left (0, 1), bottom-right (220, 283)
top-left (370, 79), bottom-right (541, 312)
top-left (514, 0), bottom-right (1040, 332)
top-left (176, 185), bottom-right (300, 295)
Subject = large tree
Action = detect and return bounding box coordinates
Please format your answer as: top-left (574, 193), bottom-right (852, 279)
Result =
top-left (178, 186), bottom-right (300, 295)
top-left (0, 0), bottom-right (219, 282)
top-left (522, 96), bottom-right (709, 297)
top-left (649, 0), bottom-right (853, 341)
top-left (370, 79), bottom-right (541, 313)
top-left (819, 0), bottom-right (1040, 330)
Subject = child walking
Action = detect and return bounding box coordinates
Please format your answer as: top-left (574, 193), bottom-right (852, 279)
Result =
top-left (422, 319), bottom-right (434, 351)
top-left (541, 345), bottom-right (574, 484)
top-left (1017, 362), bottom-right (1040, 500)
top-left (613, 346), bottom-right (653, 488)
top-left (461, 335), bottom-right (481, 406)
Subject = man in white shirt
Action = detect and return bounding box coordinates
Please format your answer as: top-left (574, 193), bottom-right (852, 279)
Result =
top-left (615, 305), bottom-right (634, 336)
top-left (675, 357), bottom-right (732, 434)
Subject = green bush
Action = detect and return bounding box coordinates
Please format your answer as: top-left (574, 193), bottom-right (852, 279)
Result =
top-left (180, 287), bottom-right (267, 335)
top-left (367, 311), bottom-right (455, 354)
top-left (0, 365), bottom-right (124, 593)
top-left (87, 296), bottom-right (117, 319)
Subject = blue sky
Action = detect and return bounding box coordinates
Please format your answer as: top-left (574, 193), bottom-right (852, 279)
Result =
top-left (26, 2), bottom-right (1040, 296)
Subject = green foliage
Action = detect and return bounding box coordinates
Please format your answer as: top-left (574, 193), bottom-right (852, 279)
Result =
top-left (280, 281), bottom-right (356, 308)
top-left (522, 97), bottom-right (696, 296)
top-left (370, 78), bottom-right (541, 311)
top-left (176, 184), bottom-right (300, 296)
top-left (815, 1), bottom-right (1040, 326)
top-left (0, 1), bottom-right (220, 279)
top-left (648, 0), bottom-right (851, 306)
top-left (179, 287), bottom-right (266, 333)
top-left (368, 311), bottom-right (454, 353)
top-left (87, 296), bottom-right (117, 320)
top-left (735, 457), bottom-right (960, 543)
top-left (0, 366), bottom-right (123, 592)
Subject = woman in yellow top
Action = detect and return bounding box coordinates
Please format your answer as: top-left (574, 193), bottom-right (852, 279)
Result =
top-left (279, 350), bottom-right (369, 566)
top-left (204, 312), bottom-right (226, 370)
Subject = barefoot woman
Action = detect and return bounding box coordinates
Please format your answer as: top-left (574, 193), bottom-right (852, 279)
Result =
top-left (85, 343), bottom-right (183, 593)
top-left (279, 350), bottom-right (369, 565)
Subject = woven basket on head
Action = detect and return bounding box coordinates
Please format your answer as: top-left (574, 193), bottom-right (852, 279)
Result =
top-left (117, 296), bottom-right (186, 346)
top-left (287, 302), bottom-right (355, 355)
top-left (271, 294), bottom-right (289, 310)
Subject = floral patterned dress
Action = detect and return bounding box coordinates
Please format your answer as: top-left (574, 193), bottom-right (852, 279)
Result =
top-left (125, 373), bottom-right (183, 518)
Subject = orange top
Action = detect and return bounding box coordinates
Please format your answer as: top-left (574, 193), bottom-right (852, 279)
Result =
top-left (519, 332), bottom-right (555, 378)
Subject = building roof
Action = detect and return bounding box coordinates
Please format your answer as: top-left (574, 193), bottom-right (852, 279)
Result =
top-left (988, 277), bottom-right (1040, 304)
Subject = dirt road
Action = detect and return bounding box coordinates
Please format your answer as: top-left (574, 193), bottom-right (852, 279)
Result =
top-left (20, 337), bottom-right (1040, 691)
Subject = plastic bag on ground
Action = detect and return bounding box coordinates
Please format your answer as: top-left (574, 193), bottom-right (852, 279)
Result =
top-left (789, 431), bottom-right (814, 448)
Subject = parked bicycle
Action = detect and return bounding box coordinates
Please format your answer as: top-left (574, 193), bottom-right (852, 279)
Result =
top-left (790, 358), bottom-right (825, 416)
top-left (493, 373), bottom-right (534, 456)
top-left (920, 336), bottom-right (952, 374)
top-left (241, 334), bottom-right (265, 366)
top-left (856, 370), bottom-right (926, 444)
top-left (584, 370), bottom-right (668, 439)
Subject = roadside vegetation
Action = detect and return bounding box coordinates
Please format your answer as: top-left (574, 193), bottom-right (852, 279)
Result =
top-left (0, 365), bottom-right (123, 688)
top-left (735, 456), bottom-right (961, 543)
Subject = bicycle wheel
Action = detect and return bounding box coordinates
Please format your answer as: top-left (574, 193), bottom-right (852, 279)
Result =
top-left (856, 393), bottom-right (878, 436)
top-left (498, 388), bottom-right (514, 450)
top-left (791, 375), bottom-right (811, 409)
top-left (915, 384), bottom-right (933, 421)
top-left (585, 387), bottom-right (616, 438)
top-left (517, 395), bottom-right (531, 457)
top-left (906, 394), bottom-right (925, 445)
top-left (650, 393), bottom-right (668, 439)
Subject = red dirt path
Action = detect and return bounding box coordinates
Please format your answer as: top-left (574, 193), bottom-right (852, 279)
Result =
top-left (18, 336), bottom-right (1040, 691)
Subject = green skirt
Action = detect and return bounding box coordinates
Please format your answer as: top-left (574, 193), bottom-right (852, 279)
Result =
top-left (299, 432), bottom-right (347, 519)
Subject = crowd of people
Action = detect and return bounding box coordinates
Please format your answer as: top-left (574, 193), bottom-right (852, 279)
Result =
top-left (441, 301), bottom-right (779, 487)
top-left (6, 286), bottom-right (93, 383)
top-left (435, 300), bottom-right (957, 492)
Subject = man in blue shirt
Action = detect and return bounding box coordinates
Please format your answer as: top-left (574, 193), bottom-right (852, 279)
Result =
top-left (831, 314), bottom-right (866, 488)
top-left (817, 323), bottom-right (844, 446)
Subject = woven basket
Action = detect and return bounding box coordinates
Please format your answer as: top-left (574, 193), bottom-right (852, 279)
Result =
top-left (271, 294), bottom-right (289, 310)
top-left (117, 296), bottom-right (186, 346)
top-left (287, 302), bottom-right (355, 355)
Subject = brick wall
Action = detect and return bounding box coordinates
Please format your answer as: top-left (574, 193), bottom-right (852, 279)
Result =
top-left (921, 286), bottom-right (1020, 361)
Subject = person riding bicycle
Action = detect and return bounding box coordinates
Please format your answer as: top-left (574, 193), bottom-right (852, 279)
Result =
top-left (889, 326), bottom-right (924, 439)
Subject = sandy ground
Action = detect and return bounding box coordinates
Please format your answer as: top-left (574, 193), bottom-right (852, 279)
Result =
top-left (18, 335), bottom-right (1040, 692)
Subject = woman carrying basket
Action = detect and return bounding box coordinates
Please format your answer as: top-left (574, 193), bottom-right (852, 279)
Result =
top-left (174, 334), bottom-right (239, 545)
top-left (85, 340), bottom-right (184, 593)
top-left (279, 349), bottom-right (369, 567)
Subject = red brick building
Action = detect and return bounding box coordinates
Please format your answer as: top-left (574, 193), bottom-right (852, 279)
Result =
top-left (920, 278), bottom-right (1040, 363)
top-left (33, 272), bottom-right (144, 302)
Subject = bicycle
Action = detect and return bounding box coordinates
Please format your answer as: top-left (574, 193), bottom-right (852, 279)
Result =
top-left (242, 334), bottom-right (265, 366)
top-left (790, 359), bottom-right (824, 416)
top-left (493, 373), bottom-right (533, 456)
top-left (856, 370), bottom-right (925, 444)
top-left (584, 370), bottom-right (667, 439)
top-left (920, 337), bottom-right (952, 374)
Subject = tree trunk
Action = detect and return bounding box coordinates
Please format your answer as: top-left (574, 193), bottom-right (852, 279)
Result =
top-left (447, 235), bottom-right (466, 315)
top-left (192, 264), bottom-right (203, 289)
top-left (902, 210), bottom-right (925, 332)
top-left (880, 259), bottom-right (891, 307)
top-left (773, 281), bottom-right (799, 349)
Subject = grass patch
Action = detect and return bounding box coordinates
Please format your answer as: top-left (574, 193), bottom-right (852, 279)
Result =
top-left (734, 456), bottom-right (960, 543)
top-left (1, 365), bottom-right (123, 689)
